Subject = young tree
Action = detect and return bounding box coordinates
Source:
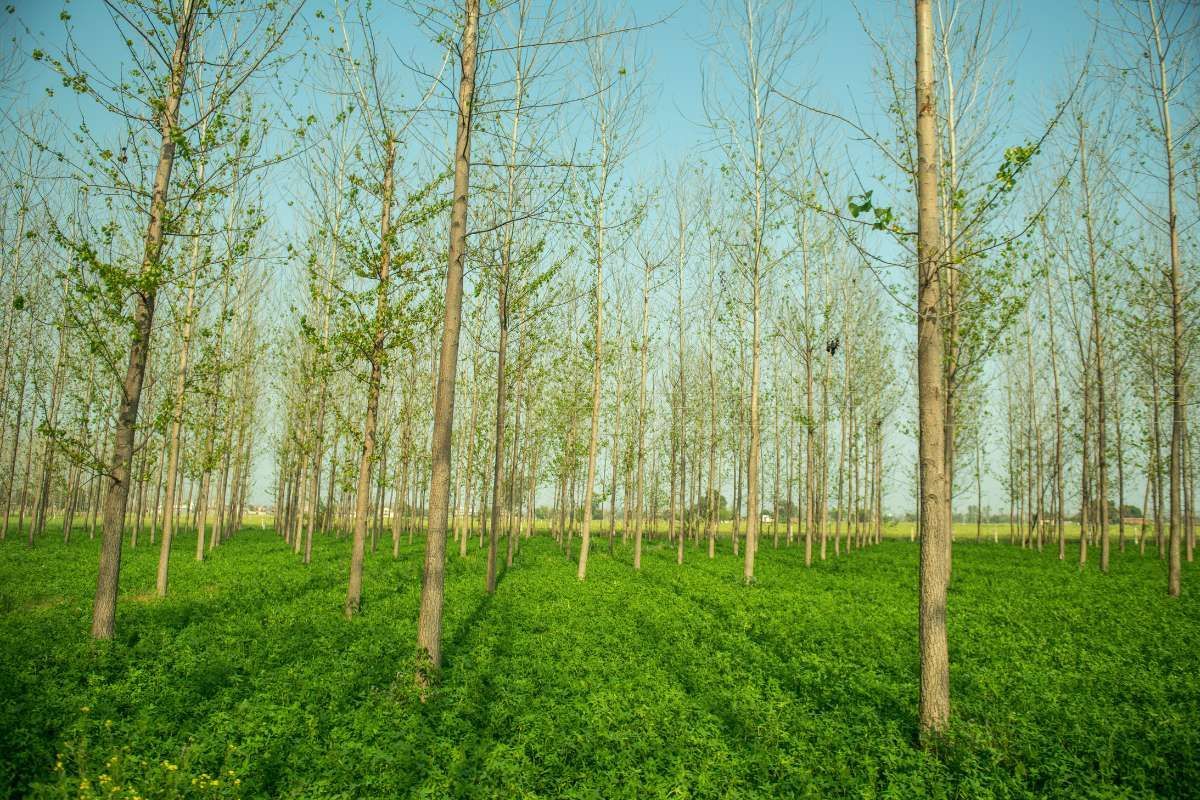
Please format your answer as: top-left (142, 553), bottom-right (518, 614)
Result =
top-left (576, 5), bottom-right (643, 581)
top-left (416, 0), bottom-right (480, 682)
top-left (30, 0), bottom-right (298, 639)
top-left (704, 0), bottom-right (812, 584)
top-left (1108, 0), bottom-right (1195, 596)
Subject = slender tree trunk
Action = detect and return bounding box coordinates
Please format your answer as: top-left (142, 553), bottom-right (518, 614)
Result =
top-left (345, 135), bottom-right (396, 618)
top-left (1147, 0), bottom-right (1185, 596)
top-left (742, 249), bottom-right (762, 583)
top-left (394, 446), bottom-right (410, 559)
top-left (1152, 354), bottom-right (1165, 558)
top-left (732, 418), bottom-right (742, 557)
top-left (914, 0), bottom-right (950, 737)
top-left (1079, 122), bottom-right (1110, 573)
top-left (676, 207), bottom-right (689, 565)
top-left (835, 352), bottom-right (848, 557)
top-left (820, 350), bottom-right (830, 559)
top-left (1115, 380), bottom-right (1127, 551)
top-left (707, 347), bottom-right (717, 558)
top-left (1043, 248), bottom-right (1065, 560)
top-left (487, 269), bottom-right (510, 595)
top-left (632, 280), bottom-right (650, 569)
top-left (416, 0), bottom-right (479, 679)
top-left (772, 361), bottom-right (781, 550)
top-left (577, 189), bottom-right (606, 581)
top-left (972, 432), bottom-right (982, 543)
top-left (676, 401), bottom-right (685, 565)
top-left (669, 417), bottom-right (678, 546)
top-left (132, 442), bottom-right (148, 548)
top-left (1140, 471), bottom-right (1151, 555)
top-left (608, 376), bottom-right (622, 555)
top-left (505, 377), bottom-right (524, 569)
top-left (801, 231), bottom-right (816, 563)
top-left (1080, 364), bottom-right (1092, 569)
top-left (460, 369), bottom-right (479, 559)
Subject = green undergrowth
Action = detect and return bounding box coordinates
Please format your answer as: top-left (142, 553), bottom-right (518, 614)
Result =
top-left (1, 527), bottom-right (1197, 798)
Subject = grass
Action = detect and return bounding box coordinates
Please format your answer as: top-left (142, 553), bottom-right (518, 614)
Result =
top-left (1, 524), bottom-right (1197, 799)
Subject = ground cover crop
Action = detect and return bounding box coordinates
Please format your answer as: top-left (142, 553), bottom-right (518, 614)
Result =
top-left (1, 528), bottom-right (1197, 799)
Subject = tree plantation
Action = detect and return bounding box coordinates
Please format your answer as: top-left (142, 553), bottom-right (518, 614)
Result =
top-left (0, 1), bottom-right (1197, 798)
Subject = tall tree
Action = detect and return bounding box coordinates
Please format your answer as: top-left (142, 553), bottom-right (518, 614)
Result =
top-left (914, 0), bottom-right (951, 738)
top-left (705, 0), bottom-right (811, 584)
top-left (416, 0), bottom-right (480, 682)
top-left (85, 0), bottom-right (199, 640)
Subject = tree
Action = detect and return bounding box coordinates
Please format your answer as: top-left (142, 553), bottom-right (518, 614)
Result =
top-left (1107, 0), bottom-right (1194, 596)
top-left (73, 0), bottom-right (201, 640)
top-left (576, 3), bottom-right (643, 581)
top-left (29, 0), bottom-right (298, 638)
top-left (914, 0), bottom-right (951, 739)
top-left (704, 0), bottom-right (812, 584)
top-left (416, 0), bottom-right (480, 684)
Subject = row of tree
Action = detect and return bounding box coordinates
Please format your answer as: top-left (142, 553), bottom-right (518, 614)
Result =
top-left (0, 0), bottom-right (1194, 740)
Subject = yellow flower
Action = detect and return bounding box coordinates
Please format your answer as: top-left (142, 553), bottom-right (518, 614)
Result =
top-left (81, 706), bottom-right (91, 713)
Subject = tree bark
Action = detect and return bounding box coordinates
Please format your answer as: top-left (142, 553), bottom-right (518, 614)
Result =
top-left (416, 0), bottom-right (479, 679)
top-left (1147, 0), bottom-right (1185, 596)
top-left (914, 0), bottom-right (950, 738)
top-left (1078, 121), bottom-right (1110, 573)
top-left (577, 191), bottom-right (606, 580)
top-left (634, 258), bottom-right (651, 569)
top-left (487, 258), bottom-right (510, 595)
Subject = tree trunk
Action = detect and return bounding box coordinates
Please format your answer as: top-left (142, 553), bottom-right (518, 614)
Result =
top-left (707, 346), bottom-right (717, 558)
top-left (577, 189), bottom-right (606, 581)
top-left (633, 261), bottom-right (650, 569)
top-left (1148, 0), bottom-right (1185, 596)
top-left (345, 135), bottom-right (396, 618)
top-left (742, 239), bottom-right (762, 582)
top-left (1079, 122), bottom-right (1109, 572)
top-left (914, 0), bottom-right (950, 738)
top-left (1115, 379), bottom-right (1126, 551)
top-left (416, 0), bottom-right (479, 680)
top-left (487, 263), bottom-right (510, 595)
top-left (1151, 353), bottom-right (1165, 559)
top-left (608, 375), bottom-right (622, 555)
top-left (1042, 245), bottom-right (1065, 560)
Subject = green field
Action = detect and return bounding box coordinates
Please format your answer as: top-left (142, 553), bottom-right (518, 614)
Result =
top-left (1, 527), bottom-right (1197, 799)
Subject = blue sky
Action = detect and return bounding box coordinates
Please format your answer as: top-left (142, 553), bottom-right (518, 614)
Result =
top-left (9, 0), bottom-right (1101, 169)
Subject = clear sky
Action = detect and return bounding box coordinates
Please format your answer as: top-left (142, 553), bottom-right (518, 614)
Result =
top-left (9, 0), bottom-right (1101, 166)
